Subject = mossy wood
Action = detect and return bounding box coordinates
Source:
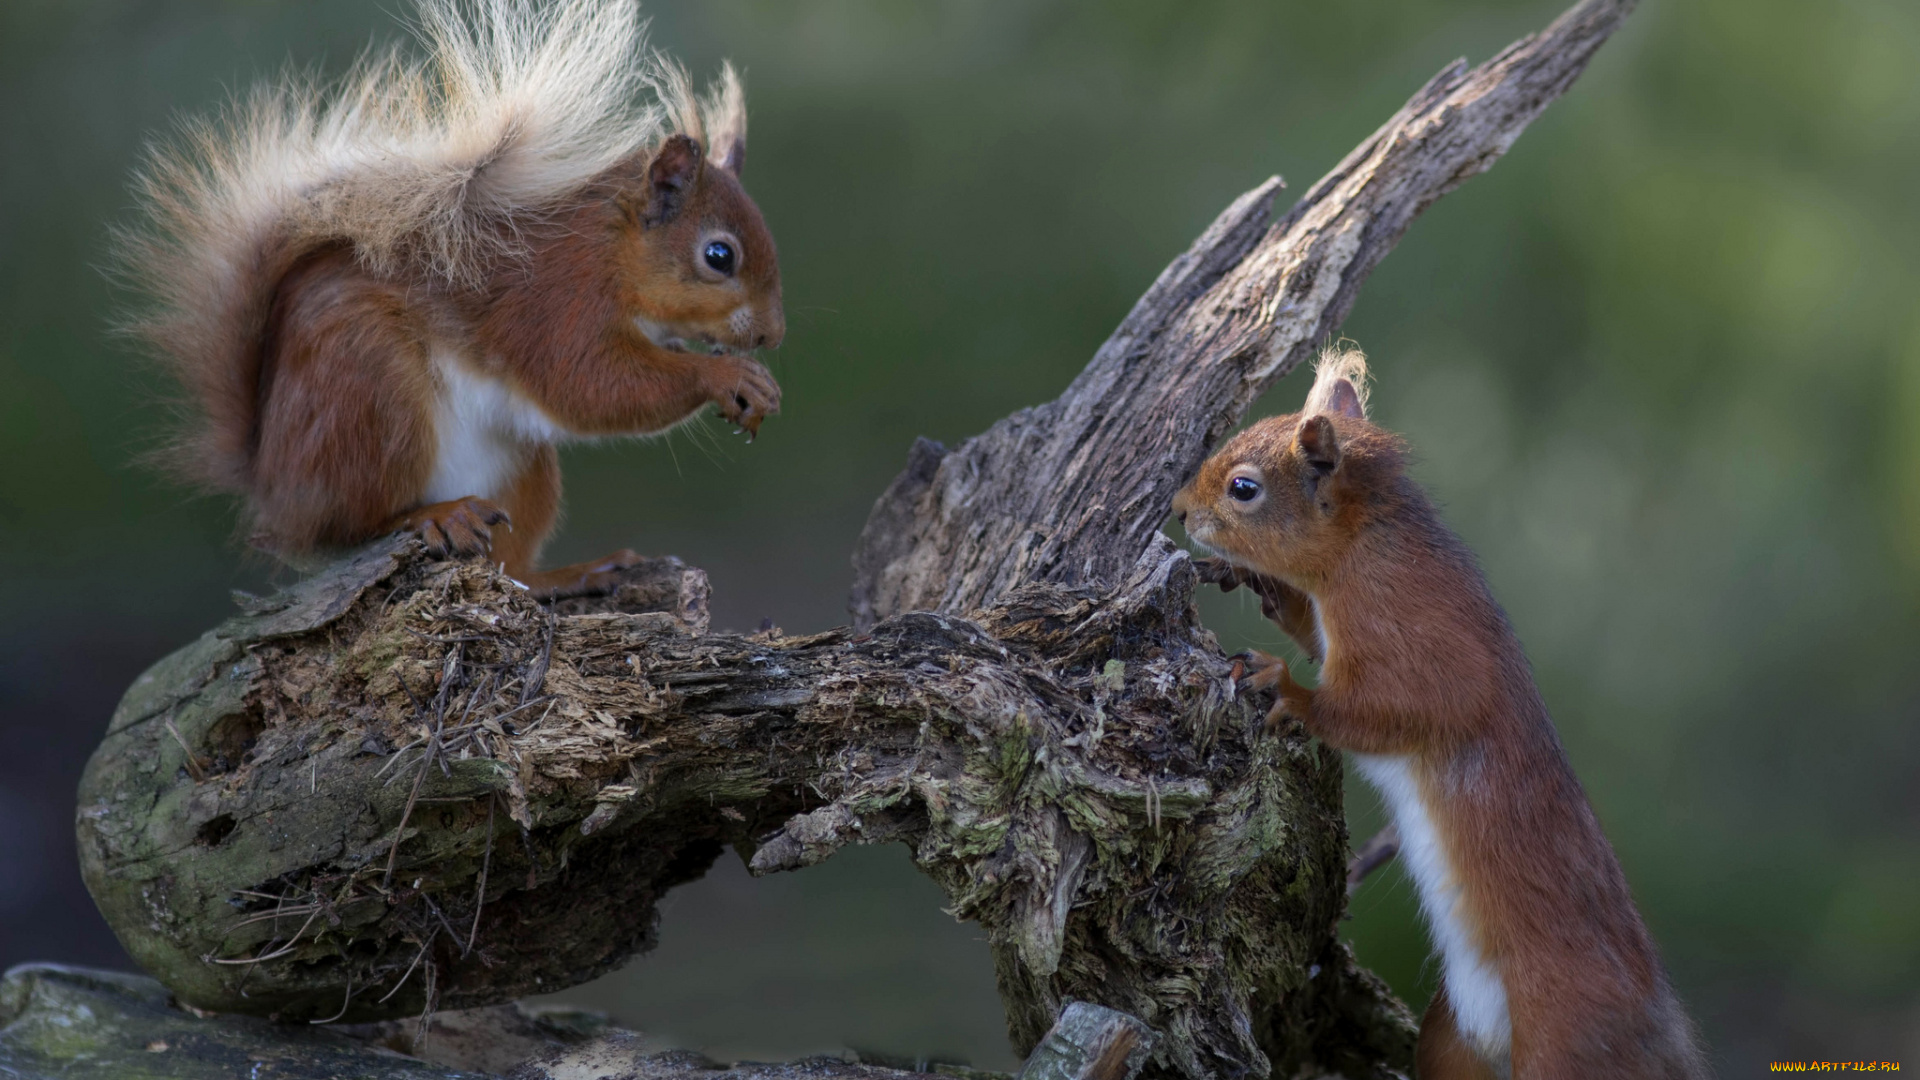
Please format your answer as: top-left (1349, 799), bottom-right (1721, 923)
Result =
top-left (79, 538), bottom-right (1412, 1078)
top-left (76, 2), bottom-right (1631, 1077)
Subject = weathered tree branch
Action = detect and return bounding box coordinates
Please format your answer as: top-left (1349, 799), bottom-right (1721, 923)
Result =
top-left (79, 540), bottom-right (1415, 1078)
top-left (851, 0), bottom-right (1635, 624)
top-left (0, 962), bottom-right (1021, 1080)
top-left (75, 3), bottom-right (1632, 1078)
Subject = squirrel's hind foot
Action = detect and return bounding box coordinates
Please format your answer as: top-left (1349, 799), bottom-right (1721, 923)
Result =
top-left (518, 549), bottom-right (646, 601)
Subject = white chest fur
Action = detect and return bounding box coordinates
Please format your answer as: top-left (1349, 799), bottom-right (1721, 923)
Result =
top-left (1311, 594), bottom-right (1510, 1063)
top-left (423, 349), bottom-right (567, 505)
top-left (1351, 752), bottom-right (1512, 1065)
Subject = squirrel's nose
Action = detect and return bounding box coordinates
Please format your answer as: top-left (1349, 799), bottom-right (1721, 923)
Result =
top-left (1175, 510), bottom-right (1188, 527)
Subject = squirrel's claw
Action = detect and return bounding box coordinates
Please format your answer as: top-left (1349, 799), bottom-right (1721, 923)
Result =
top-left (393, 496), bottom-right (509, 560)
top-left (1230, 651), bottom-right (1313, 734)
top-left (589, 548), bottom-right (645, 573)
top-left (710, 355), bottom-right (781, 440)
top-left (519, 549), bottom-right (646, 601)
top-left (1230, 649), bottom-right (1287, 692)
top-left (1194, 556), bottom-right (1245, 589)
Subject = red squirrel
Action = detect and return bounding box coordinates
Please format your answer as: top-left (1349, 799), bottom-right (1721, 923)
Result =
top-left (119, 0), bottom-right (783, 598)
top-left (1172, 350), bottom-right (1708, 1079)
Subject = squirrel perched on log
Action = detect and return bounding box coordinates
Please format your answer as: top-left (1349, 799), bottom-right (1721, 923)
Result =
top-left (1174, 349), bottom-right (1708, 1079)
top-left (118, 0), bottom-right (784, 598)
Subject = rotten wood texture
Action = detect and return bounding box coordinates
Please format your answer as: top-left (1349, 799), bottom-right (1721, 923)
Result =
top-left (78, 538), bottom-right (1415, 1080)
top-left (850, 0), bottom-right (1635, 626)
top-left (1015, 1002), bottom-right (1156, 1080)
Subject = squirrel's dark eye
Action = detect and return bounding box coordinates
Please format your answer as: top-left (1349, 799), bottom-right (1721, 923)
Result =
top-left (1228, 477), bottom-right (1262, 502)
top-left (703, 240), bottom-right (737, 275)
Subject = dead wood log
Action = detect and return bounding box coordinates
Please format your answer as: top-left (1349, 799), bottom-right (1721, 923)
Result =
top-left (1016, 1002), bottom-right (1158, 1080)
top-left (850, 0), bottom-right (1636, 625)
top-left (0, 962), bottom-right (972, 1080)
top-left (79, 538), bottom-right (1410, 1078)
top-left (75, 3), bottom-right (1632, 1078)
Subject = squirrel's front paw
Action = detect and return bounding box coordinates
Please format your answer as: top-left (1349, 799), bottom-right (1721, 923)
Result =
top-left (708, 356), bottom-right (781, 439)
top-left (1194, 557), bottom-right (1247, 590)
top-left (1272, 667), bottom-right (1316, 732)
top-left (392, 497), bottom-right (510, 559)
top-left (1230, 650), bottom-right (1312, 732)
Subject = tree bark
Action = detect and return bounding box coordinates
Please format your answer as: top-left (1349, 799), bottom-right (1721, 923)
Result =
top-left (75, 3), bottom-right (1633, 1078)
top-left (0, 962), bottom-right (999, 1080)
top-left (79, 539), bottom-right (1414, 1079)
top-left (1016, 1002), bottom-right (1157, 1080)
top-left (850, 0), bottom-right (1635, 625)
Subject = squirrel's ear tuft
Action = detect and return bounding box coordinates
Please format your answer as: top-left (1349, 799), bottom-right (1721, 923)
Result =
top-left (717, 137), bottom-right (746, 177)
top-left (1297, 415), bottom-right (1341, 474)
top-left (702, 62), bottom-right (748, 177)
top-left (1304, 345), bottom-right (1371, 420)
top-left (1324, 378), bottom-right (1365, 420)
top-left (645, 134), bottom-right (704, 226)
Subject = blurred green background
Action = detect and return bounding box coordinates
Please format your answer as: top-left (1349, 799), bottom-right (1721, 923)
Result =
top-left (3, 0), bottom-right (1916, 1072)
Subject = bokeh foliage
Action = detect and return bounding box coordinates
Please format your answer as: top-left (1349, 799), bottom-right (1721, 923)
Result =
top-left (1, 0), bottom-right (1915, 1071)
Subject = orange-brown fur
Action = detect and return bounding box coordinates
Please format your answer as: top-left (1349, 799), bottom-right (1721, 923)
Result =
top-left (121, 0), bottom-right (781, 598)
top-left (1173, 352), bottom-right (1708, 1079)
top-left (472, 140), bottom-right (782, 437)
top-left (231, 134), bottom-right (777, 596)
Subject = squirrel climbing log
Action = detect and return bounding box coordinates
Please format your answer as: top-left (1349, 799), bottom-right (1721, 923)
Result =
top-left (77, 1), bottom-right (1636, 1077)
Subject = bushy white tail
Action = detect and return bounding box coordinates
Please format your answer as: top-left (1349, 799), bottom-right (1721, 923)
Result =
top-left (116, 0), bottom-right (742, 492)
